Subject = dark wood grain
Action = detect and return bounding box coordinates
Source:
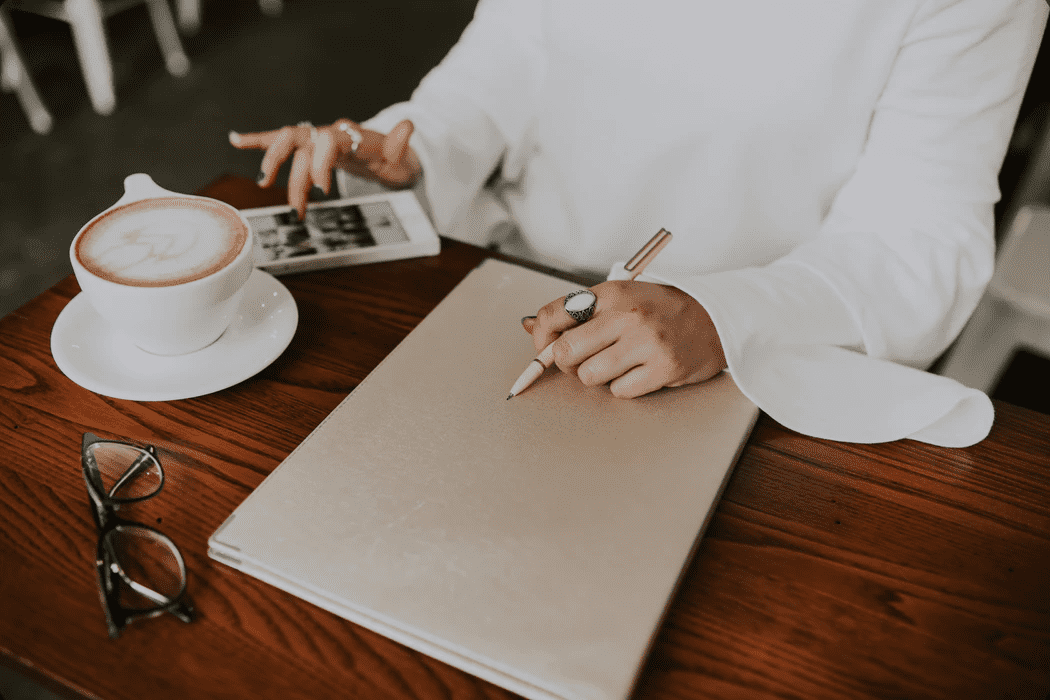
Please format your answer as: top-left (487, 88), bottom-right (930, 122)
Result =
top-left (1, 175), bottom-right (1048, 700)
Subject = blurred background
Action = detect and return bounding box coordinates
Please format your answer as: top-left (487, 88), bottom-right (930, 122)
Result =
top-left (0, 0), bottom-right (476, 319)
top-left (0, 1), bottom-right (1047, 390)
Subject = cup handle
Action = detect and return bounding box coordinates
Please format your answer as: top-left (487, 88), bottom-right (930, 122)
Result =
top-left (112, 174), bottom-right (185, 206)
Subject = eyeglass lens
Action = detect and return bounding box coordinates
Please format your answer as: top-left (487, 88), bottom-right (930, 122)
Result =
top-left (104, 524), bottom-right (187, 611)
top-left (87, 442), bottom-right (162, 501)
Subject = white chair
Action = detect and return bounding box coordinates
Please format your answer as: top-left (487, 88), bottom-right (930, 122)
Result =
top-left (940, 204), bottom-right (1050, 392)
top-left (174, 0), bottom-right (282, 36)
top-left (0, 6), bottom-right (53, 133)
top-left (4, 0), bottom-right (189, 116)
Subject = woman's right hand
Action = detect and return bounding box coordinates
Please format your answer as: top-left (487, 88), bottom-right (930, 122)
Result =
top-left (229, 118), bottom-right (422, 218)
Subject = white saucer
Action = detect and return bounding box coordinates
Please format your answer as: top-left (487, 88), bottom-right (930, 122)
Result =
top-left (51, 269), bottom-right (298, 401)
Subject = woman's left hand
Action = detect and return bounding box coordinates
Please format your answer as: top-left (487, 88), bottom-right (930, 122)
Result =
top-left (230, 119), bottom-right (420, 219)
top-left (522, 281), bottom-right (727, 398)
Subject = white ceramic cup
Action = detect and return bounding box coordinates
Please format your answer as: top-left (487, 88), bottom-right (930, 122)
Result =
top-left (70, 174), bottom-right (255, 356)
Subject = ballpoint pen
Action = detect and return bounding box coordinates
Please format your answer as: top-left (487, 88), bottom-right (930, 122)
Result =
top-left (507, 228), bottom-right (673, 399)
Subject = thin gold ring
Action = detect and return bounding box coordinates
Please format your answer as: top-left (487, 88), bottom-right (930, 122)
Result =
top-left (297, 120), bottom-right (317, 143)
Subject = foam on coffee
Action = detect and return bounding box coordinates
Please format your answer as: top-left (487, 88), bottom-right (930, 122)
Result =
top-left (76, 197), bottom-right (247, 287)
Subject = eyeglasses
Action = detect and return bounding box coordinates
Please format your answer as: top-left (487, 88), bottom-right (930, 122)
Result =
top-left (81, 432), bottom-right (195, 638)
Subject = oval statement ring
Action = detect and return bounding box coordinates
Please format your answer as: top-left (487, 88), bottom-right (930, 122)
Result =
top-left (564, 289), bottom-right (598, 323)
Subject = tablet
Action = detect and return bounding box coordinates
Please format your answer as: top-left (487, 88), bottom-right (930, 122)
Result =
top-left (242, 190), bottom-right (439, 275)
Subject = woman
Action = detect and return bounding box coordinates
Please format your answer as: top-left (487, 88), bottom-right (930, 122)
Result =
top-left (231, 0), bottom-right (1046, 446)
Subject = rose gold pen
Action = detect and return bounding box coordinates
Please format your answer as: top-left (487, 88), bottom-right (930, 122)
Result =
top-left (507, 228), bottom-right (673, 399)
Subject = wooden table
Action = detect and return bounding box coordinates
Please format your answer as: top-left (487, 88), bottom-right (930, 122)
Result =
top-left (1, 176), bottom-right (1048, 700)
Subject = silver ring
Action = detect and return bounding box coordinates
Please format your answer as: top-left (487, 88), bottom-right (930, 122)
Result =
top-left (337, 121), bottom-right (363, 154)
top-left (297, 120), bottom-right (317, 143)
top-left (563, 289), bottom-right (597, 323)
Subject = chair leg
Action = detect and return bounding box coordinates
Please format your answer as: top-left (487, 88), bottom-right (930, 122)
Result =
top-left (66, 0), bottom-right (116, 115)
top-left (940, 296), bottom-right (1022, 393)
top-left (174, 0), bottom-right (201, 36)
top-left (259, 0), bottom-right (283, 17)
top-left (0, 12), bottom-right (16, 92)
top-left (144, 0), bottom-right (189, 76)
top-left (0, 9), bottom-right (53, 133)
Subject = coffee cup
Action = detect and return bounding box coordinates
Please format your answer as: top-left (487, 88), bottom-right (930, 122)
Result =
top-left (70, 174), bottom-right (255, 356)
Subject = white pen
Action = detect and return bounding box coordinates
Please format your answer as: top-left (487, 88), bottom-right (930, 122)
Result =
top-left (507, 228), bottom-right (673, 399)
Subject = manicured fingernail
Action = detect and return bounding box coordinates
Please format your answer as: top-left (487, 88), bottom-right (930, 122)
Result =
top-left (228, 130), bottom-right (242, 145)
top-left (256, 170), bottom-right (266, 185)
top-left (521, 315), bottom-right (537, 328)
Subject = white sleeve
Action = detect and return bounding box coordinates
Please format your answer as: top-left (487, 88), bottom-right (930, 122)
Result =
top-left (359, 0), bottom-right (545, 243)
top-left (649, 0), bottom-right (1047, 446)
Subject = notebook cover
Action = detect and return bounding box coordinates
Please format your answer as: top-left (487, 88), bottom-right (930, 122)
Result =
top-left (209, 259), bottom-right (759, 700)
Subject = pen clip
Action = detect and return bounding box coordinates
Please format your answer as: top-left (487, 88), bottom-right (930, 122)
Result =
top-left (624, 228), bottom-right (672, 277)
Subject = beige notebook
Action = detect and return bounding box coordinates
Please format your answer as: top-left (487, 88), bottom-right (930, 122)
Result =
top-left (208, 259), bottom-right (758, 700)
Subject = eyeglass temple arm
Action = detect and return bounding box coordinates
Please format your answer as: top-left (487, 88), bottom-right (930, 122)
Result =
top-left (108, 446), bottom-right (161, 496)
top-left (123, 577), bottom-right (196, 624)
top-left (97, 530), bottom-right (195, 637)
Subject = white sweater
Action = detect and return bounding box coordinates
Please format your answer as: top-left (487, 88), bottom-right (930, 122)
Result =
top-left (358, 0), bottom-right (1046, 446)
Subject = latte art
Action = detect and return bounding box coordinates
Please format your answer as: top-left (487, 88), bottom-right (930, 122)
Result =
top-left (76, 197), bottom-right (247, 287)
